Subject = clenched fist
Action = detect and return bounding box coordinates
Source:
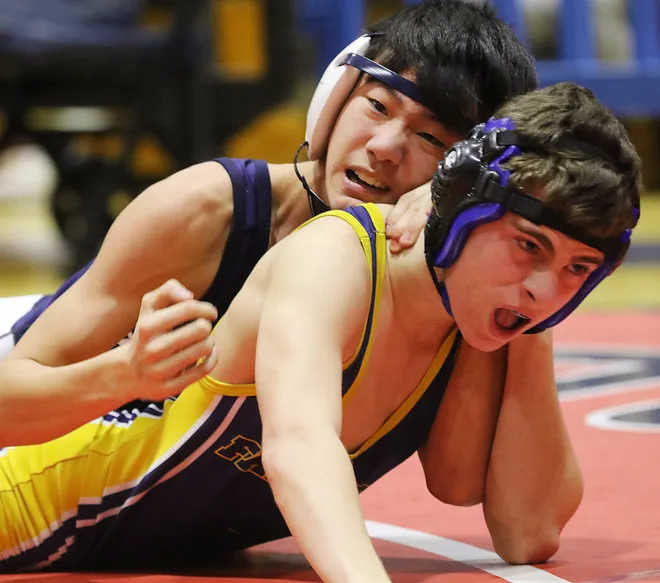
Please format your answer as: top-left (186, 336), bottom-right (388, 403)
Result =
top-left (118, 279), bottom-right (219, 401)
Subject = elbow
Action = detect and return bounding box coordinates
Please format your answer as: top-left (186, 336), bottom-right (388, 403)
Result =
top-left (427, 481), bottom-right (483, 507)
top-left (261, 437), bottom-right (291, 484)
top-left (487, 493), bottom-right (579, 565)
top-left (493, 530), bottom-right (560, 565)
top-left (489, 468), bottom-right (583, 565)
top-left (425, 470), bottom-right (484, 507)
top-left (261, 424), bottom-right (328, 484)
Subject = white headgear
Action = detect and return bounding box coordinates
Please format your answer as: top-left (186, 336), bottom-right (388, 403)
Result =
top-left (304, 33), bottom-right (428, 160)
top-left (305, 35), bottom-right (374, 160)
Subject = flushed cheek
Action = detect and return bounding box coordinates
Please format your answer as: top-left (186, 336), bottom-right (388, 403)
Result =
top-left (333, 117), bottom-right (373, 156)
top-left (325, 155), bottom-right (349, 186)
top-left (448, 284), bottom-right (491, 327)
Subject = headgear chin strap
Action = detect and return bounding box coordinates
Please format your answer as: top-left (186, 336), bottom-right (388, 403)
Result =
top-left (294, 142), bottom-right (332, 216)
top-left (295, 32), bottom-right (433, 216)
top-left (424, 117), bottom-right (639, 333)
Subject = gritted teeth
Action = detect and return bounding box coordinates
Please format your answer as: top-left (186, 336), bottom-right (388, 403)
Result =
top-left (347, 169), bottom-right (388, 191)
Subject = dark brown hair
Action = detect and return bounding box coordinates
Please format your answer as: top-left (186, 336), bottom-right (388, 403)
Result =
top-left (496, 82), bottom-right (642, 238)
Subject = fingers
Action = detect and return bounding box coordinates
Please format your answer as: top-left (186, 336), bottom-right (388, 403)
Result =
top-left (140, 279), bottom-right (194, 314)
top-left (164, 345), bottom-right (219, 393)
top-left (136, 300), bottom-right (218, 343)
top-left (131, 322), bottom-right (217, 397)
top-left (386, 183), bottom-right (432, 253)
top-left (387, 205), bottom-right (429, 253)
top-left (120, 280), bottom-right (222, 401)
top-left (142, 317), bottom-right (214, 362)
top-left (384, 200), bottom-right (408, 238)
top-left (385, 187), bottom-right (421, 236)
top-left (147, 336), bottom-right (217, 381)
top-left (387, 233), bottom-right (405, 254)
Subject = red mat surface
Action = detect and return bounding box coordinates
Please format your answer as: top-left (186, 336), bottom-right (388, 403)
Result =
top-left (3, 311), bottom-right (659, 583)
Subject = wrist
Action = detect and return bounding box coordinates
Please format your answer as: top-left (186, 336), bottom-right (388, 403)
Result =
top-left (345, 540), bottom-right (390, 583)
top-left (97, 344), bottom-right (140, 404)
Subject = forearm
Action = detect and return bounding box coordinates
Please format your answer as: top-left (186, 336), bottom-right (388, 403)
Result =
top-left (421, 347), bottom-right (505, 506)
top-left (264, 429), bottom-right (390, 583)
top-left (484, 332), bottom-right (583, 563)
top-left (0, 348), bottom-right (133, 446)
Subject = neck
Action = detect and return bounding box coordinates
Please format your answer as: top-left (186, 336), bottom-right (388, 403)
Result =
top-left (269, 160), bottom-right (326, 243)
top-left (387, 234), bottom-right (455, 344)
top-left (305, 159), bottom-right (331, 215)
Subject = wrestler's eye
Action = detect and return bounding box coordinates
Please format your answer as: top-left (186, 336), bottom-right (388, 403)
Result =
top-left (418, 132), bottom-right (446, 149)
top-left (567, 263), bottom-right (593, 276)
top-left (516, 238), bottom-right (540, 254)
top-left (367, 98), bottom-right (387, 115)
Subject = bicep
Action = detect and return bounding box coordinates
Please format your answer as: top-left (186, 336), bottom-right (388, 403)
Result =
top-left (255, 218), bottom-right (372, 439)
top-left (92, 161), bottom-right (233, 299)
top-left (256, 284), bottom-right (345, 438)
top-left (11, 162), bottom-right (235, 367)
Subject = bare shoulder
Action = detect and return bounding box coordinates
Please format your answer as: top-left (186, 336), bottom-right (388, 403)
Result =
top-left (253, 211), bottom-right (372, 312)
top-left (121, 161), bottom-right (234, 246)
top-left (92, 162), bottom-right (235, 292)
top-left (278, 210), bottom-right (367, 253)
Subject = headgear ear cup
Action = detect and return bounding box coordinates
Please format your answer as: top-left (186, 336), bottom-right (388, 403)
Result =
top-left (305, 35), bottom-right (374, 160)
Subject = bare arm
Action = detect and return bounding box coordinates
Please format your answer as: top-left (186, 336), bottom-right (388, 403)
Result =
top-left (418, 342), bottom-right (507, 507)
top-left (0, 162), bottom-right (231, 445)
top-left (255, 217), bottom-right (391, 583)
top-left (483, 331), bottom-right (584, 564)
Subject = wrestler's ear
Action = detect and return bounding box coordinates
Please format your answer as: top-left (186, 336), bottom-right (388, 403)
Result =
top-left (306, 35), bottom-right (374, 160)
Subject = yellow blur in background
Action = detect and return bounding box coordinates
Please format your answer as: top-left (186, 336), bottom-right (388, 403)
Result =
top-left (0, 0), bottom-right (658, 314)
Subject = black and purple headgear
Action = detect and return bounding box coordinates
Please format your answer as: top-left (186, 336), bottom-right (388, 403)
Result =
top-left (424, 117), bottom-right (640, 333)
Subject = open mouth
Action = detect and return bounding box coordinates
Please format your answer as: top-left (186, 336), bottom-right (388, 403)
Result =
top-left (346, 169), bottom-right (389, 191)
top-left (494, 307), bottom-right (531, 332)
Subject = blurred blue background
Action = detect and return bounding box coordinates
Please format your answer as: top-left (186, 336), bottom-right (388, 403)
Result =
top-left (0, 0), bottom-right (657, 310)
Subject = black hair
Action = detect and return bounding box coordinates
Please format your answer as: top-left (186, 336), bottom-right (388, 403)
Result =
top-left (365, 0), bottom-right (538, 135)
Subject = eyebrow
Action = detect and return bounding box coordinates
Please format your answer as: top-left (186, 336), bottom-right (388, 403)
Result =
top-left (514, 221), bottom-right (604, 265)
